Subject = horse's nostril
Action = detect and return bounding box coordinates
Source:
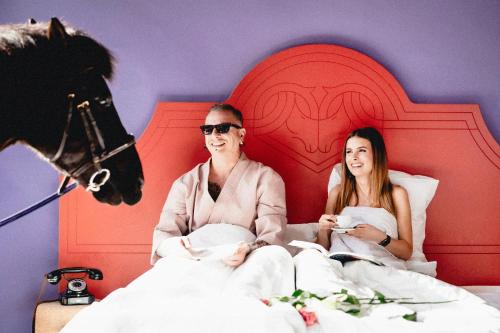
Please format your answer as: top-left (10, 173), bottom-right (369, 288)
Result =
top-left (123, 189), bottom-right (142, 205)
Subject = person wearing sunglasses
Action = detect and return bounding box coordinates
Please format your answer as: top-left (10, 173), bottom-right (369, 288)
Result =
top-left (151, 103), bottom-right (289, 273)
top-left (59, 104), bottom-right (293, 331)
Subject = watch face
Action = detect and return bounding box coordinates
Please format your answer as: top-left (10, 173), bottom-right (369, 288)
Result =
top-left (68, 278), bottom-right (87, 292)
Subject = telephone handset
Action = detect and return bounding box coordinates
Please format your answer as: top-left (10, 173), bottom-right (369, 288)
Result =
top-left (46, 267), bottom-right (103, 305)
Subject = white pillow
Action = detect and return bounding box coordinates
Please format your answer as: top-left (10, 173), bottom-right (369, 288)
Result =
top-left (327, 163), bottom-right (439, 275)
top-left (284, 223), bottom-right (318, 243)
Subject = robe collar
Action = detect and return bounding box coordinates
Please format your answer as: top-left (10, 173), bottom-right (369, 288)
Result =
top-left (203, 152), bottom-right (250, 224)
top-left (201, 152), bottom-right (249, 184)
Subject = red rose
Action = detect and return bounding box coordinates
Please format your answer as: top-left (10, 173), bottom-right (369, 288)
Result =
top-left (298, 308), bottom-right (317, 327)
top-left (261, 299), bottom-right (270, 306)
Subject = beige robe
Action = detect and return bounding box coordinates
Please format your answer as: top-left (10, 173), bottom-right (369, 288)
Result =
top-left (151, 153), bottom-right (287, 264)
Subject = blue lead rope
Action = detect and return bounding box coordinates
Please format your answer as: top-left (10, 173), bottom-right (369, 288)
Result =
top-left (0, 182), bottom-right (77, 228)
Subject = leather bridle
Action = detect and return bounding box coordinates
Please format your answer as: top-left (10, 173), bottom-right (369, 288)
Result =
top-left (0, 70), bottom-right (138, 228)
top-left (50, 91), bottom-right (136, 193)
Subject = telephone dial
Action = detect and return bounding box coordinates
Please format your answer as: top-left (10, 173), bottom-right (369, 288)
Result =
top-left (46, 267), bottom-right (103, 305)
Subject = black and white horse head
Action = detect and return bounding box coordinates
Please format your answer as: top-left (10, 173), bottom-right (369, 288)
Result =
top-left (0, 18), bottom-right (144, 205)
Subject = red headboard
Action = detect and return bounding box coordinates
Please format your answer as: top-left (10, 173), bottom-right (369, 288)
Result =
top-left (60, 44), bottom-right (500, 298)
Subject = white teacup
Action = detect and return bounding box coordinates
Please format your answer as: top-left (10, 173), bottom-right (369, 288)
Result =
top-left (335, 215), bottom-right (352, 228)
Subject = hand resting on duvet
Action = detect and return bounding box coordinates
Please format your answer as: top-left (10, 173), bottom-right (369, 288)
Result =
top-left (156, 224), bottom-right (255, 262)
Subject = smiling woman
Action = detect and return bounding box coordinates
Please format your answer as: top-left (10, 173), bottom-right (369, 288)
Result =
top-left (317, 127), bottom-right (413, 261)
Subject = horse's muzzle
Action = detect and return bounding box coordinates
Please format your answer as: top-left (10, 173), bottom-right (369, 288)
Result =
top-left (92, 175), bottom-right (144, 206)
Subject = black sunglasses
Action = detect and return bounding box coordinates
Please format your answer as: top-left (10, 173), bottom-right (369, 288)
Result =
top-left (200, 123), bottom-right (242, 135)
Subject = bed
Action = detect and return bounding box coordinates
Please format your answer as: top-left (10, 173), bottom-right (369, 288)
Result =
top-left (50, 44), bottom-right (499, 332)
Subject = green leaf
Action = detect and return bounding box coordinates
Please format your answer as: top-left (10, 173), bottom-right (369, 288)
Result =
top-left (309, 292), bottom-right (325, 300)
top-left (279, 296), bottom-right (290, 302)
top-left (344, 295), bottom-right (361, 305)
top-left (292, 289), bottom-right (304, 297)
top-left (403, 312), bottom-right (417, 322)
top-left (374, 291), bottom-right (387, 304)
top-left (346, 309), bottom-right (361, 316)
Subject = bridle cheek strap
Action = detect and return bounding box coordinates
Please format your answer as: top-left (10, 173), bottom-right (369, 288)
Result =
top-left (50, 94), bottom-right (75, 163)
top-left (52, 94), bottom-right (136, 193)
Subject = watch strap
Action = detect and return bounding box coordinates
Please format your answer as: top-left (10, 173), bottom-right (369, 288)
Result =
top-left (378, 234), bottom-right (391, 247)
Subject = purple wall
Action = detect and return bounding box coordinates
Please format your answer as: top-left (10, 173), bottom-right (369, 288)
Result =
top-left (1, 1), bottom-right (499, 331)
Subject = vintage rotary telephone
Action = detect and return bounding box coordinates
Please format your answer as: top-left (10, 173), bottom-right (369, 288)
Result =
top-left (46, 267), bottom-right (103, 305)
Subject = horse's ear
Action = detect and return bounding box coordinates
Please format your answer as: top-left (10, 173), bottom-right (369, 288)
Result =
top-left (28, 18), bottom-right (37, 24)
top-left (48, 17), bottom-right (68, 42)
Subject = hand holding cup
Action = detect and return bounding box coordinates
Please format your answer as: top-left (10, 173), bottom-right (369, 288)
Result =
top-left (334, 215), bottom-right (352, 228)
top-left (318, 214), bottom-right (337, 231)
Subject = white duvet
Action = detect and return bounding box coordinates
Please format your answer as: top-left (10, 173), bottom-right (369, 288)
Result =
top-left (61, 225), bottom-right (500, 333)
top-left (61, 225), bottom-right (298, 333)
top-left (295, 249), bottom-right (500, 333)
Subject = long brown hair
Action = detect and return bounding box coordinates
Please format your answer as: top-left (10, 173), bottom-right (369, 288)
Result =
top-left (333, 127), bottom-right (396, 216)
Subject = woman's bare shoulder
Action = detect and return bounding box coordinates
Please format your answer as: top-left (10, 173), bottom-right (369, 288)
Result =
top-left (325, 184), bottom-right (341, 214)
top-left (327, 184), bottom-right (342, 204)
top-left (391, 184), bottom-right (409, 203)
top-left (329, 184), bottom-right (341, 197)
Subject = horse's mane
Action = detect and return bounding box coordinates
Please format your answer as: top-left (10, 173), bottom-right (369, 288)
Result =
top-left (0, 20), bottom-right (114, 79)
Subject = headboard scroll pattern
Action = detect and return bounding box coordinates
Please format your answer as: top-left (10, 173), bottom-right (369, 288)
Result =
top-left (60, 44), bottom-right (500, 298)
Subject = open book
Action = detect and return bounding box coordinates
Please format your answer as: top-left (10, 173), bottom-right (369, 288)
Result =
top-left (288, 240), bottom-right (385, 266)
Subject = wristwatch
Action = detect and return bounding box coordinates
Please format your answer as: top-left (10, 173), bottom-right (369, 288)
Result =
top-left (378, 234), bottom-right (391, 247)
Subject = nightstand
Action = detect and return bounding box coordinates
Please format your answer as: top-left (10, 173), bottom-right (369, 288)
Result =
top-left (33, 300), bottom-right (97, 333)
